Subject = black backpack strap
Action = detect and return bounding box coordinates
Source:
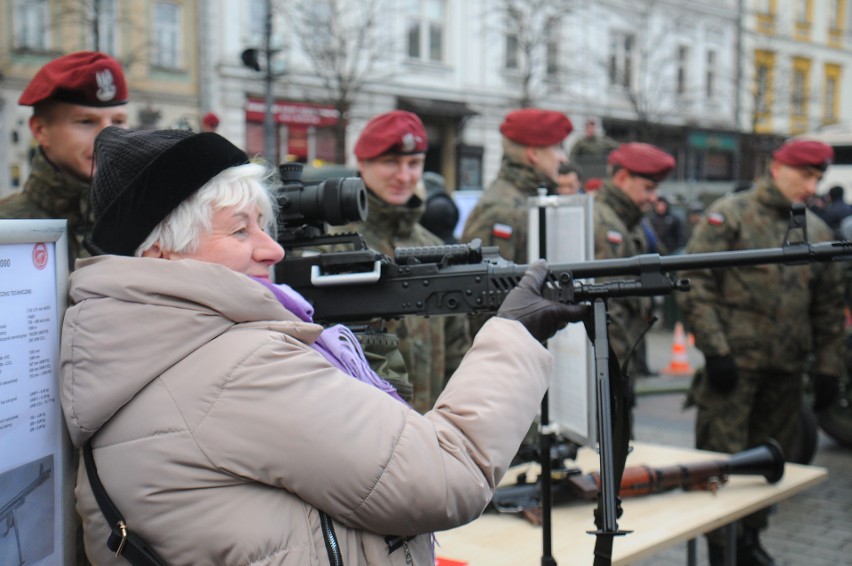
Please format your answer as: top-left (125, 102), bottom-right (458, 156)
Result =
top-left (82, 441), bottom-right (167, 566)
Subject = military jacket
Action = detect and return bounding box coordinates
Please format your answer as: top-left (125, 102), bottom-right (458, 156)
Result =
top-left (329, 190), bottom-right (471, 413)
top-left (0, 149), bottom-right (92, 270)
top-left (569, 136), bottom-right (619, 160)
top-left (593, 182), bottom-right (652, 365)
top-left (461, 155), bottom-right (555, 264)
top-left (676, 178), bottom-right (845, 376)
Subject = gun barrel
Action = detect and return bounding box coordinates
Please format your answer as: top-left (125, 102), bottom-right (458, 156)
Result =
top-left (551, 240), bottom-right (852, 280)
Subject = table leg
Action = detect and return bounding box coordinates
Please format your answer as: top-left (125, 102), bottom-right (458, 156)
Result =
top-left (724, 522), bottom-right (737, 566)
top-left (687, 538), bottom-right (696, 566)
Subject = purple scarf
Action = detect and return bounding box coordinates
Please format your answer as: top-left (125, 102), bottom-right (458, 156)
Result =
top-left (251, 277), bottom-right (406, 403)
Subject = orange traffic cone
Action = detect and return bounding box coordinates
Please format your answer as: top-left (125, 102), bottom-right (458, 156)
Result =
top-left (662, 322), bottom-right (693, 376)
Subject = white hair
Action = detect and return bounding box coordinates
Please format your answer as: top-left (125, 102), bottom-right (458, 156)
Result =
top-left (135, 162), bottom-right (278, 256)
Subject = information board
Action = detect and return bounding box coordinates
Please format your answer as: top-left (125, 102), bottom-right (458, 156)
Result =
top-left (0, 220), bottom-right (70, 566)
top-left (528, 194), bottom-right (596, 447)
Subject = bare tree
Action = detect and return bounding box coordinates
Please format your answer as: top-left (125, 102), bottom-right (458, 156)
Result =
top-left (492, 0), bottom-right (574, 108)
top-left (281, 0), bottom-right (394, 163)
top-left (46, 0), bottom-right (153, 71)
top-left (603, 2), bottom-right (691, 127)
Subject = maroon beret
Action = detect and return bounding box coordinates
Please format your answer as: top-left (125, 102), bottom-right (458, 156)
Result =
top-left (773, 139), bottom-right (833, 171)
top-left (584, 177), bottom-right (603, 192)
top-left (202, 112), bottom-right (220, 128)
top-left (354, 110), bottom-right (428, 160)
top-left (500, 108), bottom-right (573, 146)
top-left (19, 51), bottom-right (128, 107)
top-left (608, 142), bottom-right (676, 182)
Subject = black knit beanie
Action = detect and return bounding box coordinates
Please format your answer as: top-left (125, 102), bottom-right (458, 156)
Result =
top-left (88, 126), bottom-right (249, 256)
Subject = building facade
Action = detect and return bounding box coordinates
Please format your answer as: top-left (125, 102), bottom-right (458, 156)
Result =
top-left (0, 0), bottom-right (201, 195)
top-left (1, 0), bottom-right (851, 201)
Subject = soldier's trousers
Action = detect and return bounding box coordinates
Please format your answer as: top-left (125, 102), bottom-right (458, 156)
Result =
top-left (691, 366), bottom-right (802, 544)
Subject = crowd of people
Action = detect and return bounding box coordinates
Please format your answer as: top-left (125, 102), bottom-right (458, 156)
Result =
top-left (1, 50), bottom-right (847, 566)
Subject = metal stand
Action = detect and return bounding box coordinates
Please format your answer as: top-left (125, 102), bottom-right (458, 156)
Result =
top-left (532, 194), bottom-right (629, 566)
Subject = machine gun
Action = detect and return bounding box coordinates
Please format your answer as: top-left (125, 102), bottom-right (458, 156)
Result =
top-left (273, 163), bottom-right (852, 323)
top-left (272, 163), bottom-right (852, 565)
top-left (490, 439), bottom-right (785, 524)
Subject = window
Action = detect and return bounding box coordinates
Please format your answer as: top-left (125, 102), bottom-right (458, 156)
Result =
top-left (824, 63), bottom-right (841, 125)
top-left (797, 0), bottom-right (810, 22)
top-left (153, 2), bottom-right (183, 69)
top-left (794, 0), bottom-right (812, 39)
top-left (792, 70), bottom-right (806, 115)
top-left (609, 32), bottom-right (635, 88)
top-left (790, 57), bottom-right (811, 122)
top-left (756, 0), bottom-right (777, 34)
top-left (91, 0), bottom-right (119, 55)
top-left (676, 45), bottom-right (689, 96)
top-left (546, 35), bottom-right (559, 77)
top-left (828, 0), bottom-right (845, 46)
top-left (505, 34), bottom-right (519, 70)
top-left (14, 0), bottom-right (50, 51)
top-left (831, 0), bottom-right (841, 27)
top-left (706, 50), bottom-right (716, 98)
top-left (247, 0), bottom-right (267, 45)
top-left (406, 0), bottom-right (445, 63)
top-left (753, 50), bottom-right (776, 133)
top-left (790, 57), bottom-right (811, 134)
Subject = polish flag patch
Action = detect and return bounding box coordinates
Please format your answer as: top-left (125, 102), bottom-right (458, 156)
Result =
top-left (606, 230), bottom-right (623, 244)
top-left (492, 223), bottom-right (513, 239)
top-left (707, 212), bottom-right (725, 226)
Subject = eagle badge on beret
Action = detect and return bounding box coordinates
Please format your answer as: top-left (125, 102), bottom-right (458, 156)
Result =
top-left (95, 69), bottom-right (117, 102)
top-left (401, 132), bottom-right (417, 153)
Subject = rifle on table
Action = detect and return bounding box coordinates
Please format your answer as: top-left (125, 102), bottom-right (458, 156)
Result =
top-left (491, 439), bottom-right (785, 525)
top-left (272, 163), bottom-right (852, 565)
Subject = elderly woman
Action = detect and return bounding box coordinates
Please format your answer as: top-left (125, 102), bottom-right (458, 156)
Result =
top-left (61, 127), bottom-right (584, 565)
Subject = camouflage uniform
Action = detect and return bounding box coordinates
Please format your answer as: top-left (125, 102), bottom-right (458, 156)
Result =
top-left (461, 155), bottom-right (556, 336)
top-left (593, 181), bottom-right (653, 371)
top-left (676, 177), bottom-right (845, 538)
top-left (330, 190), bottom-right (471, 414)
top-left (0, 149), bottom-right (92, 270)
top-left (569, 135), bottom-right (619, 161)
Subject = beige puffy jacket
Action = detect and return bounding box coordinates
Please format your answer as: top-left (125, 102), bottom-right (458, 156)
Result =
top-left (60, 256), bottom-right (552, 565)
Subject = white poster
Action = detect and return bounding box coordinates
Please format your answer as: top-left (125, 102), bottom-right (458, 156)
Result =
top-left (0, 220), bottom-right (68, 566)
top-left (528, 195), bottom-right (596, 447)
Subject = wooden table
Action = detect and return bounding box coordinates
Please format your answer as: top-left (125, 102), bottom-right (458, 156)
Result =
top-left (434, 442), bottom-right (827, 566)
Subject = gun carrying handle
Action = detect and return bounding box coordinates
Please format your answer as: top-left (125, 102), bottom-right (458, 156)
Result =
top-left (310, 261), bottom-right (382, 286)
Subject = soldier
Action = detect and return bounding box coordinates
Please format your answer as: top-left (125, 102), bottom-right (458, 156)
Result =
top-left (556, 162), bottom-right (584, 195)
top-left (677, 139), bottom-right (844, 566)
top-left (569, 118), bottom-right (619, 162)
top-left (462, 108), bottom-right (572, 267)
top-left (329, 110), bottom-right (471, 413)
top-left (594, 143), bottom-right (675, 377)
top-left (0, 52), bottom-right (129, 270)
top-left (461, 108), bottom-right (572, 340)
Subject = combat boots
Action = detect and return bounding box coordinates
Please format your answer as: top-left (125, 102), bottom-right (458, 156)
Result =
top-left (707, 528), bottom-right (776, 566)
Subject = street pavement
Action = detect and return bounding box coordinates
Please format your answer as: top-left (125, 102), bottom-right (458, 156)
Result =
top-left (625, 327), bottom-right (852, 566)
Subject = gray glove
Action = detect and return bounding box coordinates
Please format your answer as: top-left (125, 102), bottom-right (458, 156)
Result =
top-left (497, 259), bottom-right (588, 342)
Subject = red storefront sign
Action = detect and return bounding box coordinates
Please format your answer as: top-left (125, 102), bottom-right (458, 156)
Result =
top-left (245, 98), bottom-right (339, 126)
